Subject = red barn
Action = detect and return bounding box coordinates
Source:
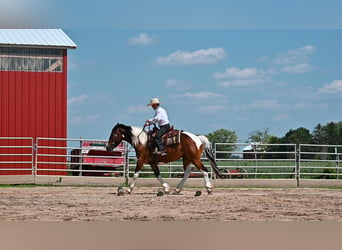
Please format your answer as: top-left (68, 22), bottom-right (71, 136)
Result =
top-left (0, 29), bottom-right (76, 175)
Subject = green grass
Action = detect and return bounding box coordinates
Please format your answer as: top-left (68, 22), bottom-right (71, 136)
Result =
top-left (0, 184), bottom-right (39, 188)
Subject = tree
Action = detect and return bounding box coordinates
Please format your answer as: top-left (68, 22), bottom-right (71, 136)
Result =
top-left (312, 123), bottom-right (325, 144)
top-left (206, 129), bottom-right (238, 159)
top-left (247, 128), bottom-right (272, 144)
top-left (312, 121), bottom-right (342, 145)
top-left (283, 127), bottom-right (314, 145)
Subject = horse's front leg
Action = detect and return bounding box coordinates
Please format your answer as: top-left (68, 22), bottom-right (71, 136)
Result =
top-left (151, 163), bottom-right (170, 194)
top-left (127, 160), bottom-right (144, 194)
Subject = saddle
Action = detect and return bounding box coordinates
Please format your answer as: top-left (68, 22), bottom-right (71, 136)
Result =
top-left (149, 126), bottom-right (182, 148)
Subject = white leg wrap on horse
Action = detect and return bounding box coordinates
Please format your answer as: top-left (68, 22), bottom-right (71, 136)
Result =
top-left (157, 175), bottom-right (170, 193)
top-left (162, 182), bottom-right (170, 193)
top-left (201, 170), bottom-right (213, 189)
top-left (129, 170), bottom-right (141, 192)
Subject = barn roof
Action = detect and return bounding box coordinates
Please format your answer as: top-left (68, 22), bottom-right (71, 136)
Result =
top-left (0, 29), bottom-right (77, 49)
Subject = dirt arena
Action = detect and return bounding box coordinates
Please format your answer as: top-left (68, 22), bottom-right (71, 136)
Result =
top-left (0, 186), bottom-right (341, 221)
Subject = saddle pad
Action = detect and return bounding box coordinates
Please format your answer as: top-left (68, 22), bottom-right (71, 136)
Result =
top-left (164, 129), bottom-right (181, 146)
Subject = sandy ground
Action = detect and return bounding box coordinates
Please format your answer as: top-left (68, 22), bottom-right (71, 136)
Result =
top-left (0, 186), bottom-right (342, 221)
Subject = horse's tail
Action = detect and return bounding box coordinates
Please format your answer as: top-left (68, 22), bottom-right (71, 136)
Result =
top-left (198, 135), bottom-right (225, 179)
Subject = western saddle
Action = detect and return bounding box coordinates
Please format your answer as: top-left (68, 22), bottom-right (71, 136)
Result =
top-left (148, 125), bottom-right (182, 150)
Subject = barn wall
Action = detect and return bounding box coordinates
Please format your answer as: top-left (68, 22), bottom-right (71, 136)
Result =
top-left (0, 50), bottom-right (68, 175)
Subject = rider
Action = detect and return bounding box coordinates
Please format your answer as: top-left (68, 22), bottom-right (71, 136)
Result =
top-left (145, 98), bottom-right (170, 156)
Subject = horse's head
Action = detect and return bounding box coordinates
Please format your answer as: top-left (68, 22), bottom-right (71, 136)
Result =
top-left (106, 123), bottom-right (128, 151)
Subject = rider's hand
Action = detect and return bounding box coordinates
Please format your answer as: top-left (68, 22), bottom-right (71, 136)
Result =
top-left (144, 120), bottom-right (150, 126)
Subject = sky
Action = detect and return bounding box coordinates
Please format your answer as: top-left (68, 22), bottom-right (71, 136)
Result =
top-left (2, 0), bottom-right (342, 142)
top-left (65, 29), bottom-right (342, 141)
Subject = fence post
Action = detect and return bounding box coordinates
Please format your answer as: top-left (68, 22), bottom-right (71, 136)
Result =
top-left (212, 142), bottom-right (216, 181)
top-left (32, 139), bottom-right (35, 176)
top-left (34, 138), bottom-right (39, 177)
top-left (124, 143), bottom-right (129, 186)
top-left (335, 147), bottom-right (339, 180)
top-left (296, 145), bottom-right (300, 187)
top-left (253, 144), bottom-right (257, 179)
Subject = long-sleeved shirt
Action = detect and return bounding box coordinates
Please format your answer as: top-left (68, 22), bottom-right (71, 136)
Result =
top-left (148, 106), bottom-right (169, 126)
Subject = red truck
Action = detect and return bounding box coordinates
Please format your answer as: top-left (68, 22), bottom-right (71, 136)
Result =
top-left (70, 140), bottom-right (125, 176)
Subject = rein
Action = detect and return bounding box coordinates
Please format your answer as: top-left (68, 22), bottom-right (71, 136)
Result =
top-left (137, 124), bottom-right (147, 138)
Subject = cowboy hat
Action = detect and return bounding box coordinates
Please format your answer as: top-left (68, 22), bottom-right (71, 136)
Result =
top-left (146, 98), bottom-right (160, 106)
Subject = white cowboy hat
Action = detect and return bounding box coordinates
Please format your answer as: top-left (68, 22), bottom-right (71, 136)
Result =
top-left (146, 98), bottom-right (160, 106)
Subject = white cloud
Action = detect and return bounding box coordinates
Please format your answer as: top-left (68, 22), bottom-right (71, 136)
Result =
top-left (249, 99), bottom-right (280, 109)
top-left (294, 103), bottom-right (314, 110)
top-left (183, 91), bottom-right (223, 99)
top-left (272, 45), bottom-right (316, 74)
top-left (235, 99), bottom-right (283, 111)
top-left (68, 94), bottom-right (88, 104)
top-left (214, 67), bottom-right (274, 87)
top-left (272, 114), bottom-right (290, 121)
top-left (293, 103), bottom-right (328, 110)
top-left (317, 80), bottom-right (342, 94)
top-left (68, 93), bottom-right (112, 105)
top-left (70, 115), bottom-right (101, 124)
top-left (213, 67), bottom-right (259, 79)
top-left (155, 47), bottom-right (226, 65)
top-left (281, 63), bottom-right (315, 74)
top-left (274, 45), bottom-right (316, 65)
top-left (199, 105), bottom-right (226, 113)
top-left (128, 33), bottom-right (158, 46)
top-left (68, 56), bottom-right (98, 70)
top-left (165, 78), bottom-right (191, 91)
top-left (127, 104), bottom-right (149, 114)
top-left (217, 79), bottom-right (265, 87)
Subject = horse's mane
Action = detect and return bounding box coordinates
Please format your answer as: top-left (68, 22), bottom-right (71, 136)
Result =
top-left (113, 123), bottom-right (147, 147)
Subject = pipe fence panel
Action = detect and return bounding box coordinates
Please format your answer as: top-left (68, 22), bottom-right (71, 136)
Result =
top-left (299, 144), bottom-right (342, 179)
top-left (35, 138), bottom-right (127, 177)
top-left (0, 137), bottom-right (34, 175)
top-left (214, 143), bottom-right (297, 179)
top-left (2, 136), bottom-right (342, 184)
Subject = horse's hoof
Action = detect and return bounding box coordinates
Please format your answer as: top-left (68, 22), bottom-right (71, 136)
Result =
top-left (194, 190), bottom-right (202, 197)
top-left (157, 190), bottom-right (164, 196)
top-left (117, 187), bottom-right (125, 196)
top-left (207, 190), bottom-right (213, 195)
top-left (162, 183), bottom-right (170, 194)
top-left (172, 189), bottom-right (182, 195)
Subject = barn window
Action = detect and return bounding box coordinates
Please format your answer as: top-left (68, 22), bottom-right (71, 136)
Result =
top-left (0, 47), bottom-right (64, 72)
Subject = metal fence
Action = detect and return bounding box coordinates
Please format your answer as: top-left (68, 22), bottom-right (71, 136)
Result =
top-left (214, 143), bottom-right (297, 180)
top-left (35, 137), bottom-right (128, 177)
top-left (1, 137), bottom-right (342, 183)
top-left (299, 144), bottom-right (342, 179)
top-left (0, 137), bottom-right (34, 175)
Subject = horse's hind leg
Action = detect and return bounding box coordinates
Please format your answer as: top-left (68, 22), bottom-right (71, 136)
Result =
top-left (193, 160), bottom-right (214, 194)
top-left (151, 163), bottom-right (170, 193)
top-left (174, 159), bottom-right (192, 194)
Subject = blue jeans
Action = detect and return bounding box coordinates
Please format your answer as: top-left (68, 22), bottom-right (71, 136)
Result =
top-left (155, 124), bottom-right (170, 151)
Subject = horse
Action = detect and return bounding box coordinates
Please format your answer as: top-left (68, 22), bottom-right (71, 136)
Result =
top-left (106, 123), bottom-right (224, 194)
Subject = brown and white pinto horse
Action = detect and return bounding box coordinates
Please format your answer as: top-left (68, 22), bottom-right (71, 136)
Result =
top-left (106, 123), bottom-right (223, 194)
